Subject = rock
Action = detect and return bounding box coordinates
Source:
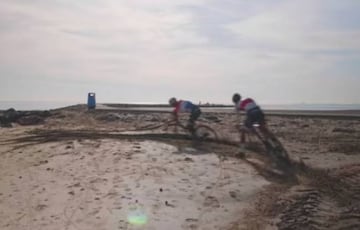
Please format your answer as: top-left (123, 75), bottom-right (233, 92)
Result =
top-left (96, 113), bottom-right (121, 122)
top-left (0, 117), bottom-right (12, 127)
top-left (17, 115), bottom-right (45, 125)
top-left (332, 128), bottom-right (356, 133)
top-left (204, 115), bottom-right (221, 123)
top-left (184, 157), bottom-right (194, 162)
top-left (4, 108), bottom-right (22, 122)
top-left (0, 108), bottom-right (21, 127)
top-left (0, 109), bottom-right (50, 127)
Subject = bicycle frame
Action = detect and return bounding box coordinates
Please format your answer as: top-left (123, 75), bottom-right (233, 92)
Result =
top-left (165, 119), bottom-right (218, 141)
top-left (237, 123), bottom-right (291, 167)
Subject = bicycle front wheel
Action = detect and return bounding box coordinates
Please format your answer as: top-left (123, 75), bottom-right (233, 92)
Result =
top-left (193, 124), bottom-right (218, 141)
top-left (265, 138), bottom-right (291, 168)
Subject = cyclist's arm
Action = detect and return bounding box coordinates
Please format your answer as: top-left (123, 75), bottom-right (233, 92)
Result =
top-left (234, 105), bottom-right (244, 131)
top-left (171, 110), bottom-right (178, 121)
top-left (171, 102), bottom-right (181, 121)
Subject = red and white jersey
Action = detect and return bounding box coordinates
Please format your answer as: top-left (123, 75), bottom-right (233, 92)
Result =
top-left (235, 98), bottom-right (259, 112)
top-left (173, 100), bottom-right (197, 114)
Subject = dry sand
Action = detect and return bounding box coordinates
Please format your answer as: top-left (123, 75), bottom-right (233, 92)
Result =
top-left (0, 105), bottom-right (359, 230)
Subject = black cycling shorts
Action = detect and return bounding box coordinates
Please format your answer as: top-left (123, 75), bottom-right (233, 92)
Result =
top-left (244, 108), bottom-right (265, 128)
top-left (189, 107), bottom-right (201, 123)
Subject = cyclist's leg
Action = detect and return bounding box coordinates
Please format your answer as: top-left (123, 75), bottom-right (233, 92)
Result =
top-left (237, 116), bottom-right (252, 152)
top-left (242, 116), bottom-right (253, 143)
top-left (251, 109), bottom-right (273, 140)
top-left (188, 107), bottom-right (201, 133)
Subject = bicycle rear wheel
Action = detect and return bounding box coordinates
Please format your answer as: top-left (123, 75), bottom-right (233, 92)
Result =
top-left (193, 124), bottom-right (218, 141)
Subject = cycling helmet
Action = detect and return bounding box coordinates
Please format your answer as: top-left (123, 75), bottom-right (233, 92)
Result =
top-left (232, 93), bottom-right (241, 103)
top-left (169, 97), bottom-right (177, 106)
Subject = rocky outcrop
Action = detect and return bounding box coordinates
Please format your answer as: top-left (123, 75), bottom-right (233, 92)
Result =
top-left (0, 108), bottom-right (51, 127)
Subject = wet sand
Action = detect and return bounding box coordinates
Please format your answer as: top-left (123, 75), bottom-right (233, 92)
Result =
top-left (0, 105), bottom-right (359, 229)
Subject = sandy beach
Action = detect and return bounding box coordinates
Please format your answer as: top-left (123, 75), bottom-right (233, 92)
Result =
top-left (0, 104), bottom-right (359, 230)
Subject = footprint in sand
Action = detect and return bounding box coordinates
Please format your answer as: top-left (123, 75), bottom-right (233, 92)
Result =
top-left (183, 218), bottom-right (199, 230)
top-left (118, 219), bottom-right (129, 229)
top-left (35, 204), bottom-right (48, 211)
top-left (203, 196), bottom-right (220, 208)
top-left (229, 190), bottom-right (244, 201)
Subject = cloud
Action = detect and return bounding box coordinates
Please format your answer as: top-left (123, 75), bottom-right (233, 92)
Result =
top-left (0, 0), bottom-right (207, 83)
top-left (226, 0), bottom-right (360, 52)
top-left (0, 0), bottom-right (359, 104)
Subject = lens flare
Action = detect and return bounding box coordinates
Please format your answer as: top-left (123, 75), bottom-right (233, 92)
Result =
top-left (127, 209), bottom-right (148, 226)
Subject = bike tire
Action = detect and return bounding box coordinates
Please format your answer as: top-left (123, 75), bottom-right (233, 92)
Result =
top-left (264, 139), bottom-right (291, 168)
top-left (193, 124), bottom-right (218, 141)
top-left (269, 137), bottom-right (290, 160)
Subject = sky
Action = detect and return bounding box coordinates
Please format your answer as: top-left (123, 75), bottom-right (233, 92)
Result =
top-left (0, 0), bottom-right (359, 105)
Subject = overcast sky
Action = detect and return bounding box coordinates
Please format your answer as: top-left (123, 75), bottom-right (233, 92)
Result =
top-left (0, 0), bottom-right (359, 105)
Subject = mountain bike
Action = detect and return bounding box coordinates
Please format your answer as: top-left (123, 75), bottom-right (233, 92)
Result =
top-left (237, 123), bottom-right (291, 169)
top-left (164, 119), bottom-right (218, 142)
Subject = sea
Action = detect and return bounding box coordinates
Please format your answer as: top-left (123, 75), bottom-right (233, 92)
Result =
top-left (0, 101), bottom-right (360, 111)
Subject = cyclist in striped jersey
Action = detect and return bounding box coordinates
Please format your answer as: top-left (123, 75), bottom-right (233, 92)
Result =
top-left (169, 97), bottom-right (201, 133)
top-left (232, 93), bottom-right (272, 151)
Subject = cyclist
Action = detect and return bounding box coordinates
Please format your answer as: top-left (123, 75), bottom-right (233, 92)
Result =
top-left (168, 97), bottom-right (201, 133)
top-left (232, 93), bottom-right (272, 151)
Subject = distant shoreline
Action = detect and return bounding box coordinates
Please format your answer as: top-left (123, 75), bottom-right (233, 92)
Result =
top-left (1, 103), bottom-right (360, 119)
top-left (103, 103), bottom-right (360, 109)
top-left (95, 104), bottom-right (360, 119)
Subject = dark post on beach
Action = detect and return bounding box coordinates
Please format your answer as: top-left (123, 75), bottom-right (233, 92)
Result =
top-left (87, 92), bottom-right (96, 110)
